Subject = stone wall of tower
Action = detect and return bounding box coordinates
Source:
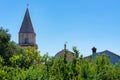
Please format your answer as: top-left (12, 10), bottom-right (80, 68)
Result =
top-left (19, 33), bottom-right (36, 45)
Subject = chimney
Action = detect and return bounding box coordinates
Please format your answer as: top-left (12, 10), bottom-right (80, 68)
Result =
top-left (92, 47), bottom-right (97, 54)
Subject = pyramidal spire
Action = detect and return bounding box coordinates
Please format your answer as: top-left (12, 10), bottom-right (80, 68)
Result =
top-left (19, 8), bottom-right (34, 33)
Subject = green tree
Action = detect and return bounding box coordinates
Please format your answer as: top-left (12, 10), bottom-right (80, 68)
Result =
top-left (0, 66), bottom-right (25, 80)
top-left (95, 55), bottom-right (111, 80)
top-left (0, 27), bottom-right (10, 62)
top-left (73, 46), bottom-right (80, 58)
top-left (0, 27), bottom-right (23, 65)
top-left (9, 47), bottom-right (41, 69)
top-left (0, 56), bottom-right (4, 66)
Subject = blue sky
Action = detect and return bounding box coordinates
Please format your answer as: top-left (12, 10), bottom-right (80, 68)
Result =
top-left (0, 0), bottom-right (120, 56)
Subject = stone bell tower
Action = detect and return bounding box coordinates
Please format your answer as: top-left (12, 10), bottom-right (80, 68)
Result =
top-left (19, 8), bottom-right (38, 49)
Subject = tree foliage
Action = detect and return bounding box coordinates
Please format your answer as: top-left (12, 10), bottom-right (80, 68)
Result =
top-left (0, 27), bottom-right (120, 80)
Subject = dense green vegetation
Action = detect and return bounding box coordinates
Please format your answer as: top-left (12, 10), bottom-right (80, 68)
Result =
top-left (0, 27), bottom-right (120, 80)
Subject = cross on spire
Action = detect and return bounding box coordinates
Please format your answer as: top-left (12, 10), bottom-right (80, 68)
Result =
top-left (27, 4), bottom-right (29, 8)
top-left (64, 41), bottom-right (67, 50)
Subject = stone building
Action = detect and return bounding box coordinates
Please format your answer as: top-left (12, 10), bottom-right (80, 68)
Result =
top-left (55, 44), bottom-right (74, 61)
top-left (19, 8), bottom-right (37, 49)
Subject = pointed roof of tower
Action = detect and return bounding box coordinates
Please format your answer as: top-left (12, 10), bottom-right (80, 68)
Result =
top-left (19, 8), bottom-right (34, 33)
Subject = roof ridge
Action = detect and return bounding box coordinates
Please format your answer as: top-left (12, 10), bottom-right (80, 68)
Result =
top-left (105, 50), bottom-right (120, 57)
top-left (98, 50), bottom-right (120, 57)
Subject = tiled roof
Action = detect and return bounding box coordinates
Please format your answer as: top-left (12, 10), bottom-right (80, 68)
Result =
top-left (19, 8), bottom-right (34, 33)
top-left (55, 49), bottom-right (74, 61)
top-left (97, 50), bottom-right (120, 57)
top-left (55, 49), bottom-right (74, 57)
top-left (85, 50), bottom-right (120, 64)
top-left (85, 50), bottom-right (120, 58)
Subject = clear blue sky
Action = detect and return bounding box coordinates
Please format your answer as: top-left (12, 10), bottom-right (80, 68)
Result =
top-left (0, 0), bottom-right (120, 56)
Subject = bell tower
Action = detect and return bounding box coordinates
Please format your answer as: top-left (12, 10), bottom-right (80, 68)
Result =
top-left (19, 8), bottom-right (38, 49)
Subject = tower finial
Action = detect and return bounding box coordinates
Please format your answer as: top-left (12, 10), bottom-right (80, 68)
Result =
top-left (27, 4), bottom-right (29, 8)
top-left (64, 41), bottom-right (67, 50)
